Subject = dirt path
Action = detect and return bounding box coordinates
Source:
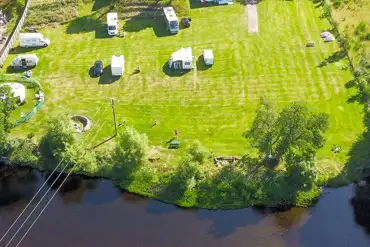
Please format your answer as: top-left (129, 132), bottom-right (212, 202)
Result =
top-left (246, 0), bottom-right (258, 33)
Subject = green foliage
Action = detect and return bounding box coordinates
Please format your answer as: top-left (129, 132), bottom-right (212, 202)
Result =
top-left (26, 0), bottom-right (80, 27)
top-left (0, 85), bottom-right (18, 133)
top-left (355, 21), bottom-right (370, 40)
top-left (246, 99), bottom-right (329, 162)
top-left (171, 0), bottom-right (190, 16)
top-left (333, 0), bottom-right (342, 9)
top-left (62, 142), bottom-right (99, 174)
top-left (186, 140), bottom-right (209, 164)
top-left (39, 115), bottom-right (76, 164)
top-left (7, 138), bottom-right (38, 165)
top-left (114, 126), bottom-right (149, 174)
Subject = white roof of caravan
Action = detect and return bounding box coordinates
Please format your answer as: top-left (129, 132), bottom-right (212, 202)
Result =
top-left (20, 33), bottom-right (44, 39)
top-left (15, 54), bottom-right (38, 59)
top-left (111, 55), bottom-right (124, 67)
top-left (171, 47), bottom-right (192, 61)
top-left (107, 12), bottom-right (118, 20)
top-left (163, 7), bottom-right (178, 22)
top-left (203, 50), bottom-right (214, 59)
top-left (0, 83), bottom-right (26, 102)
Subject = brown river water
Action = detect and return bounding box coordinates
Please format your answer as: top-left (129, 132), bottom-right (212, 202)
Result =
top-left (0, 168), bottom-right (370, 247)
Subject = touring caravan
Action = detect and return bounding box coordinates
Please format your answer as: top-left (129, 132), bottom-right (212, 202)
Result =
top-left (19, 33), bottom-right (50, 48)
top-left (163, 7), bottom-right (179, 34)
top-left (168, 47), bottom-right (193, 70)
top-left (11, 54), bottom-right (39, 68)
top-left (107, 12), bottom-right (118, 36)
top-left (200, 0), bottom-right (233, 4)
top-left (111, 55), bottom-right (124, 76)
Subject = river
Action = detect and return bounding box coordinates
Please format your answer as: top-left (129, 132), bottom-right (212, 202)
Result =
top-left (0, 168), bottom-right (370, 247)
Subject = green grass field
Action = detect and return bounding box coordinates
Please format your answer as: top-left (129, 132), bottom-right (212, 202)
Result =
top-left (5, 0), bottom-right (365, 183)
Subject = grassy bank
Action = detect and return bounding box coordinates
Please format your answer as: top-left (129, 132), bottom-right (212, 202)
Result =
top-left (3, 0), bottom-right (366, 208)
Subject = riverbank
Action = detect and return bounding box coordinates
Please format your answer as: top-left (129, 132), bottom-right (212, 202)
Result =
top-left (1, 168), bottom-right (369, 247)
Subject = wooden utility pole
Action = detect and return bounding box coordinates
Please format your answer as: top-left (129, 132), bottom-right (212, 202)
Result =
top-left (91, 99), bottom-right (118, 150)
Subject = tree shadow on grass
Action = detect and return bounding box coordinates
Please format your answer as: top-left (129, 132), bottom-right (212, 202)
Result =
top-left (328, 110), bottom-right (370, 186)
top-left (92, 0), bottom-right (114, 11)
top-left (123, 15), bottom-right (171, 38)
top-left (66, 10), bottom-right (108, 34)
top-left (190, 0), bottom-right (248, 9)
top-left (98, 65), bottom-right (120, 84)
top-left (318, 50), bottom-right (347, 67)
top-left (162, 62), bottom-right (191, 77)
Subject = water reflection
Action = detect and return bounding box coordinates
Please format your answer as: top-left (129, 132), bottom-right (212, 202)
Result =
top-left (1, 169), bottom-right (370, 247)
top-left (351, 178), bottom-right (370, 233)
top-left (0, 168), bottom-right (38, 207)
top-left (45, 172), bottom-right (118, 205)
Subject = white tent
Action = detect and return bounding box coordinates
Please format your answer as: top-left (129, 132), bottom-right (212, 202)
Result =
top-left (0, 83), bottom-right (26, 103)
top-left (111, 55), bottom-right (125, 76)
top-left (203, 49), bottom-right (214, 65)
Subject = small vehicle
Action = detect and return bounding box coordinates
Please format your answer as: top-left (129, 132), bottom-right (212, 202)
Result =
top-left (93, 60), bottom-right (103, 76)
top-left (181, 17), bottom-right (191, 28)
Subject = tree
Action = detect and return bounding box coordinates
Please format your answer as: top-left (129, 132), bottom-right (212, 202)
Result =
top-left (246, 99), bottom-right (329, 163)
top-left (62, 142), bottom-right (98, 174)
top-left (39, 115), bottom-right (76, 164)
top-left (186, 140), bottom-right (209, 164)
top-left (115, 126), bottom-right (149, 172)
top-left (0, 85), bottom-right (17, 133)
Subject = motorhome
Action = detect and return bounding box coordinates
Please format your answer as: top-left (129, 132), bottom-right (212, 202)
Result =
top-left (19, 33), bottom-right (50, 48)
top-left (111, 55), bottom-right (125, 76)
top-left (168, 47), bottom-right (193, 70)
top-left (163, 7), bottom-right (179, 34)
top-left (11, 54), bottom-right (39, 68)
top-left (107, 12), bottom-right (118, 36)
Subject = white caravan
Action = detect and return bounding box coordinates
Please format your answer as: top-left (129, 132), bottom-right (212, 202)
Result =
top-left (19, 33), bottom-right (50, 48)
top-left (203, 49), bottom-right (214, 65)
top-left (168, 47), bottom-right (193, 70)
top-left (111, 55), bottom-right (124, 76)
top-left (11, 54), bottom-right (39, 68)
top-left (163, 7), bottom-right (179, 34)
top-left (107, 12), bottom-right (118, 36)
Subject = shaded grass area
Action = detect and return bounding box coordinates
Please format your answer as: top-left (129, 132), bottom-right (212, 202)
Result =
top-left (5, 0), bottom-right (365, 205)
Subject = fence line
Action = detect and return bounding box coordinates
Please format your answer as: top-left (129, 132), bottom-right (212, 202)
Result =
top-left (0, 0), bottom-right (31, 67)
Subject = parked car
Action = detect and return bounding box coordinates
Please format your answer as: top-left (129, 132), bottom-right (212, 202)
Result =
top-left (93, 60), bottom-right (103, 76)
top-left (181, 17), bottom-right (191, 28)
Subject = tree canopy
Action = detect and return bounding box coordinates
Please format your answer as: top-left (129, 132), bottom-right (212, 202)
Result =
top-left (246, 98), bottom-right (329, 163)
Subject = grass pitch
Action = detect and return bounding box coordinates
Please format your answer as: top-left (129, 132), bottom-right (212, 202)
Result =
top-left (6, 0), bottom-right (364, 183)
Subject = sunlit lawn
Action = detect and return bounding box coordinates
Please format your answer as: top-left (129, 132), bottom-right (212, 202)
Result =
top-left (6, 0), bottom-right (364, 181)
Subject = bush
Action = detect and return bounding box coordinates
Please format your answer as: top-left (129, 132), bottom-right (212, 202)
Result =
top-left (186, 140), bottom-right (209, 164)
top-left (39, 115), bottom-right (76, 164)
top-left (25, 0), bottom-right (80, 27)
top-left (171, 0), bottom-right (190, 16)
top-left (333, 0), bottom-right (342, 9)
top-left (355, 21), bottom-right (370, 41)
top-left (62, 143), bottom-right (99, 174)
top-left (114, 126), bottom-right (149, 174)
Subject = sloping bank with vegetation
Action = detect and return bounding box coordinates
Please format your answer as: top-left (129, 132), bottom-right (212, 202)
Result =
top-left (1, 93), bottom-right (328, 208)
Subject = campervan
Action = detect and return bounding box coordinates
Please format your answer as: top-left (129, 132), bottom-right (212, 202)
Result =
top-left (163, 7), bottom-right (179, 34)
top-left (111, 55), bottom-right (124, 76)
top-left (107, 12), bottom-right (118, 36)
top-left (11, 54), bottom-right (39, 68)
top-left (168, 47), bottom-right (193, 70)
top-left (19, 33), bottom-right (50, 48)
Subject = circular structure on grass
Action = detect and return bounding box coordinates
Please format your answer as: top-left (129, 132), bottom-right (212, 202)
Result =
top-left (71, 115), bottom-right (92, 133)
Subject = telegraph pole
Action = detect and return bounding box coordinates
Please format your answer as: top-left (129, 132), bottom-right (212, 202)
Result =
top-left (91, 99), bottom-right (118, 150)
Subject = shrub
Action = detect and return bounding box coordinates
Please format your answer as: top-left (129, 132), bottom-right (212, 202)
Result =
top-left (171, 0), bottom-right (190, 16)
top-left (333, 0), bottom-right (342, 9)
top-left (39, 115), bottom-right (76, 164)
top-left (115, 126), bottom-right (149, 173)
top-left (186, 140), bottom-right (209, 164)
